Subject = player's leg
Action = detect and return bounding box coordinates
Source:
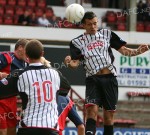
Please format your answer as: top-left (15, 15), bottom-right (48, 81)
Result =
top-left (0, 102), bottom-right (8, 135)
top-left (85, 105), bottom-right (98, 135)
top-left (7, 97), bottom-right (17, 135)
top-left (103, 110), bottom-right (115, 135)
top-left (85, 76), bottom-right (100, 135)
top-left (77, 124), bottom-right (85, 135)
top-left (101, 74), bottom-right (118, 135)
top-left (7, 128), bottom-right (16, 135)
top-left (0, 129), bottom-right (7, 135)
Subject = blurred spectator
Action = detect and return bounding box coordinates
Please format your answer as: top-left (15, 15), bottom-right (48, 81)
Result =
top-left (18, 10), bottom-right (31, 26)
top-left (145, 0), bottom-right (150, 21)
top-left (108, 0), bottom-right (119, 8)
top-left (49, 15), bottom-right (59, 27)
top-left (30, 13), bottom-right (38, 26)
top-left (137, 0), bottom-right (146, 21)
top-left (91, 0), bottom-right (100, 7)
top-left (38, 13), bottom-right (50, 26)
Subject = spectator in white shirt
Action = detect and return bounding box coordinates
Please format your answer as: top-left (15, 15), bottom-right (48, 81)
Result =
top-left (38, 14), bottom-right (50, 26)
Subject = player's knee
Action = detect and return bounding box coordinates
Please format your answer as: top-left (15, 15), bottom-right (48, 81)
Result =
top-left (77, 124), bottom-right (85, 135)
top-left (103, 112), bottom-right (114, 125)
top-left (86, 105), bottom-right (98, 119)
top-left (78, 124), bottom-right (85, 131)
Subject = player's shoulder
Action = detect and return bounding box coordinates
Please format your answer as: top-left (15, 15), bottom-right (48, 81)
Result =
top-left (71, 34), bottom-right (84, 41)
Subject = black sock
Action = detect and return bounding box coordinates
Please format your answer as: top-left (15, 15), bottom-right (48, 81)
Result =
top-left (103, 125), bottom-right (114, 135)
top-left (85, 118), bottom-right (96, 135)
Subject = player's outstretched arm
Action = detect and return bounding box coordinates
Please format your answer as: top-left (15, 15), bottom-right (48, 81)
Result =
top-left (118, 44), bottom-right (150, 56)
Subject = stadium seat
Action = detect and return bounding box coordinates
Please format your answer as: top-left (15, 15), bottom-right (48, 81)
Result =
top-left (0, 6), bottom-right (4, 15)
top-left (8, 0), bottom-right (16, 6)
top-left (145, 24), bottom-right (150, 32)
top-left (13, 15), bottom-right (19, 25)
top-left (5, 6), bottom-right (15, 16)
top-left (3, 14), bottom-right (13, 25)
top-left (0, 0), bottom-right (7, 6)
top-left (35, 8), bottom-right (44, 17)
top-left (25, 6), bottom-right (34, 15)
top-left (0, 15), bottom-right (3, 24)
top-left (136, 22), bottom-right (145, 32)
top-left (116, 12), bottom-right (126, 22)
top-left (18, 0), bottom-right (26, 7)
top-left (37, 0), bottom-right (46, 8)
top-left (117, 23), bottom-right (126, 31)
top-left (15, 6), bottom-right (25, 16)
top-left (27, 0), bottom-right (36, 8)
top-left (127, 91), bottom-right (150, 101)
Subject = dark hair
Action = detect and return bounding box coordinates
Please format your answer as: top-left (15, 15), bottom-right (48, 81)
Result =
top-left (25, 39), bottom-right (43, 59)
top-left (15, 39), bottom-right (29, 50)
top-left (81, 11), bottom-right (97, 24)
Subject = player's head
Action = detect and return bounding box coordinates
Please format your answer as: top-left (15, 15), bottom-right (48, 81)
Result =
top-left (25, 39), bottom-right (44, 62)
top-left (14, 39), bottom-right (29, 61)
top-left (81, 11), bottom-right (98, 34)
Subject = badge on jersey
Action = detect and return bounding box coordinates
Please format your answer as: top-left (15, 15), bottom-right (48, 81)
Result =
top-left (1, 78), bottom-right (8, 85)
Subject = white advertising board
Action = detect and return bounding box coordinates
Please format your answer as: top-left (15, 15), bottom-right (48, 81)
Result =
top-left (113, 49), bottom-right (150, 88)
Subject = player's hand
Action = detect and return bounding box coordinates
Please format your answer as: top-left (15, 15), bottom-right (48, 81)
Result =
top-left (64, 56), bottom-right (71, 65)
top-left (40, 57), bottom-right (51, 68)
top-left (137, 44), bottom-right (150, 54)
top-left (0, 72), bottom-right (8, 80)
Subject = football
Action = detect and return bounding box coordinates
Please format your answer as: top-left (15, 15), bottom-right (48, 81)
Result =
top-left (65, 3), bottom-right (85, 23)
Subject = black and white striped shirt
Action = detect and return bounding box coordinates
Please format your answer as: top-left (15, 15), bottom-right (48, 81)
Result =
top-left (0, 63), bottom-right (71, 130)
top-left (70, 29), bottom-right (126, 77)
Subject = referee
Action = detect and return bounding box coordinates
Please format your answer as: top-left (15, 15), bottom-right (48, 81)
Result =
top-left (0, 39), bottom-right (71, 135)
top-left (64, 11), bottom-right (149, 135)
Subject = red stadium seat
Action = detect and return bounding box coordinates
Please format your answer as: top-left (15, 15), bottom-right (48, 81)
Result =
top-left (8, 0), bottom-right (16, 6)
top-left (25, 6), bottom-right (34, 15)
top-left (3, 14), bottom-right (13, 25)
top-left (0, 6), bottom-right (4, 15)
top-left (117, 23), bottom-right (126, 31)
top-left (5, 6), bottom-right (14, 16)
top-left (0, 15), bottom-right (3, 24)
top-left (15, 6), bottom-right (25, 16)
top-left (0, 0), bottom-right (7, 6)
top-left (116, 12), bottom-right (126, 22)
top-left (136, 22), bottom-right (145, 32)
top-left (35, 8), bottom-right (44, 17)
top-left (13, 15), bottom-right (19, 25)
top-left (18, 0), bottom-right (26, 7)
top-left (145, 24), bottom-right (150, 32)
top-left (37, 0), bottom-right (46, 8)
top-left (27, 0), bottom-right (36, 8)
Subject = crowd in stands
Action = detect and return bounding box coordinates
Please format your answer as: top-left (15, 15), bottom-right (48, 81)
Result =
top-left (0, 0), bottom-right (150, 31)
top-left (136, 0), bottom-right (150, 32)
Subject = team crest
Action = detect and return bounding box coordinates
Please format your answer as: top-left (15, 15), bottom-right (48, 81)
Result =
top-left (1, 78), bottom-right (8, 85)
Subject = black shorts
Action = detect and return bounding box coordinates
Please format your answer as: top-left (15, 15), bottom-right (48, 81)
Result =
top-left (17, 128), bottom-right (59, 135)
top-left (85, 73), bottom-right (118, 111)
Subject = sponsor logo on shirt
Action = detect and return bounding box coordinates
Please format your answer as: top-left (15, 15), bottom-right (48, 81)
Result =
top-left (87, 40), bottom-right (104, 50)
